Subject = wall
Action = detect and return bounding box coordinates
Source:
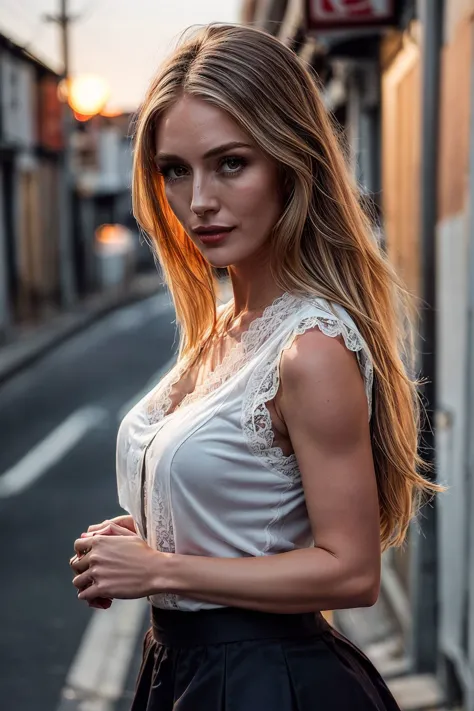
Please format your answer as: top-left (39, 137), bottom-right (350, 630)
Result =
top-left (381, 30), bottom-right (421, 298)
top-left (436, 1), bottom-right (473, 703)
top-left (0, 53), bottom-right (36, 149)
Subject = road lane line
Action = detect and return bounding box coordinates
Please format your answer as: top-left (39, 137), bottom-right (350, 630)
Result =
top-left (0, 406), bottom-right (107, 498)
top-left (57, 598), bottom-right (148, 711)
top-left (108, 291), bottom-right (174, 333)
top-left (118, 354), bottom-right (177, 421)
top-left (54, 291), bottom-right (174, 362)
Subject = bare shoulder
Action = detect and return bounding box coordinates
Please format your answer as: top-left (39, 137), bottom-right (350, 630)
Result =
top-left (280, 327), bottom-right (358, 385)
top-left (279, 326), bottom-right (369, 445)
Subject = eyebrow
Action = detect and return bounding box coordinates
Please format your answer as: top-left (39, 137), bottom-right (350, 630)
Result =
top-left (155, 141), bottom-right (253, 163)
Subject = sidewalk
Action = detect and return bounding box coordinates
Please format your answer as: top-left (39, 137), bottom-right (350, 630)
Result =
top-left (0, 272), bottom-right (163, 386)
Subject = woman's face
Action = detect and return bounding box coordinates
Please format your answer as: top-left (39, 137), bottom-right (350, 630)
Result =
top-left (154, 95), bottom-right (283, 269)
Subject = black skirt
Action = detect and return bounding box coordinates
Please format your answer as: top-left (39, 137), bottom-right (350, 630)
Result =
top-left (131, 605), bottom-right (400, 710)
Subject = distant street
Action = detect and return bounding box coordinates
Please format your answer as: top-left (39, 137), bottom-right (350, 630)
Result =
top-left (0, 292), bottom-right (177, 711)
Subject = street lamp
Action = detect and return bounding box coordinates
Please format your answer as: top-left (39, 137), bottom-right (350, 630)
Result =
top-left (58, 74), bottom-right (110, 120)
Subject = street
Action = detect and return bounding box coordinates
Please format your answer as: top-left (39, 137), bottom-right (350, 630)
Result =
top-left (0, 292), bottom-right (177, 711)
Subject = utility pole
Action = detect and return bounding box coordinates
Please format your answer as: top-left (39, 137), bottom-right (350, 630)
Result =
top-left (44, 0), bottom-right (78, 307)
top-left (409, 0), bottom-right (444, 673)
top-left (45, 0), bottom-right (73, 77)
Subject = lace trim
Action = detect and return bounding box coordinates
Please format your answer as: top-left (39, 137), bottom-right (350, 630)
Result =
top-left (118, 422), bottom-right (143, 523)
top-left (150, 475), bottom-right (180, 609)
top-left (241, 312), bottom-right (374, 481)
top-left (146, 291), bottom-right (301, 424)
top-left (146, 360), bottom-right (187, 423)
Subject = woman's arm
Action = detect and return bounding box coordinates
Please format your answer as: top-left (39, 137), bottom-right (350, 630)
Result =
top-left (152, 328), bottom-right (381, 612)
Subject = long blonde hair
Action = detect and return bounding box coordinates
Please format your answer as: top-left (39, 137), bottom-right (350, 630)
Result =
top-left (132, 23), bottom-right (440, 550)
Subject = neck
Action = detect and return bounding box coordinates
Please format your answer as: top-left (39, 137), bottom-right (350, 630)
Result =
top-left (227, 266), bottom-right (285, 317)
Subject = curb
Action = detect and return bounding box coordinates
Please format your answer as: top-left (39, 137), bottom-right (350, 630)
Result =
top-left (0, 274), bottom-right (164, 386)
top-left (381, 557), bottom-right (412, 639)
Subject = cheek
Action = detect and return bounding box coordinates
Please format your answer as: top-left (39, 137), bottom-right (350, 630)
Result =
top-left (164, 186), bottom-right (187, 223)
top-left (232, 169), bottom-right (281, 224)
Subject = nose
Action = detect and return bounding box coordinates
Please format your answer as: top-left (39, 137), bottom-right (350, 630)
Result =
top-left (190, 174), bottom-right (219, 216)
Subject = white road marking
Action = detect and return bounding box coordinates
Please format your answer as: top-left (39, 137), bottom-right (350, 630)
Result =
top-left (57, 598), bottom-right (148, 711)
top-left (0, 406), bottom-right (108, 498)
top-left (56, 291), bottom-right (174, 360)
top-left (109, 291), bottom-right (174, 332)
top-left (118, 354), bottom-right (177, 421)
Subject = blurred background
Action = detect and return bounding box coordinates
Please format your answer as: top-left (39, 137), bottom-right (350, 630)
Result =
top-left (0, 1), bottom-right (471, 710)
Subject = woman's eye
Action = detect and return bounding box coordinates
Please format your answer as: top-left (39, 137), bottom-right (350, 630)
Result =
top-left (220, 156), bottom-right (245, 174)
top-left (159, 164), bottom-right (189, 182)
top-left (157, 157), bottom-right (245, 182)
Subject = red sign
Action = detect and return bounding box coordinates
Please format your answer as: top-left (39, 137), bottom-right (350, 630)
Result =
top-left (306, 0), bottom-right (396, 31)
top-left (38, 76), bottom-right (64, 151)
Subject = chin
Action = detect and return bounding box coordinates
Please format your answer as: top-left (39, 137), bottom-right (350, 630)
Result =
top-left (203, 246), bottom-right (260, 271)
top-left (201, 247), bottom-right (238, 270)
top-left (206, 256), bottom-right (234, 269)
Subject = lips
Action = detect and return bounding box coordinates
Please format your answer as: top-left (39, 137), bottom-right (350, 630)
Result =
top-left (193, 226), bottom-right (235, 245)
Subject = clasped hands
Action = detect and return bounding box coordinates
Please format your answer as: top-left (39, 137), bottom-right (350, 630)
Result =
top-left (69, 515), bottom-right (162, 608)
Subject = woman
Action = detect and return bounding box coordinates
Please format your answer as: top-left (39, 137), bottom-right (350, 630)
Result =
top-left (70, 23), bottom-right (440, 710)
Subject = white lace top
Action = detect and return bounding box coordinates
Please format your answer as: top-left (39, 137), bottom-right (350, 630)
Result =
top-left (116, 291), bottom-right (373, 610)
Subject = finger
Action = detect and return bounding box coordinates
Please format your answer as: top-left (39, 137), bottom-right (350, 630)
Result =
top-left (78, 582), bottom-right (102, 601)
top-left (80, 526), bottom-right (111, 539)
top-left (112, 516), bottom-right (136, 533)
top-left (70, 552), bottom-right (89, 569)
top-left (70, 553), bottom-right (90, 575)
top-left (86, 520), bottom-right (110, 533)
top-left (89, 598), bottom-right (113, 610)
top-left (73, 571), bottom-right (95, 590)
top-left (88, 600), bottom-right (102, 609)
top-left (89, 523), bottom-right (136, 538)
top-left (74, 537), bottom-right (94, 556)
top-left (80, 527), bottom-right (109, 540)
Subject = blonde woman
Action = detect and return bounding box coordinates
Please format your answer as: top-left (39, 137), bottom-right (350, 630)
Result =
top-left (70, 24), bottom-right (439, 710)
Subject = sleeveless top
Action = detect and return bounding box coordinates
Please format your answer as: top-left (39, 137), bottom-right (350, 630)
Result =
top-left (116, 291), bottom-right (373, 611)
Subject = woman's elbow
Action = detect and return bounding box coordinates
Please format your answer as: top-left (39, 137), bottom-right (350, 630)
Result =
top-left (347, 568), bottom-right (381, 608)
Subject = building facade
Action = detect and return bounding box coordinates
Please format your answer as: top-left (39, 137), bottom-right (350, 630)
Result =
top-left (0, 33), bottom-right (150, 342)
top-left (241, 1), bottom-right (474, 708)
top-left (0, 33), bottom-right (64, 335)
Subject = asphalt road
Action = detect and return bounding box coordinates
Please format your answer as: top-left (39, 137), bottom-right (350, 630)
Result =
top-left (0, 292), bottom-right (177, 711)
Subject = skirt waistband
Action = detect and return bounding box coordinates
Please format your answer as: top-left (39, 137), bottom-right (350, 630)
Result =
top-left (151, 606), bottom-right (330, 647)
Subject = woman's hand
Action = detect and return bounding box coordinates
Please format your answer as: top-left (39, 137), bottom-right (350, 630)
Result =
top-left (71, 517), bottom-right (136, 609)
top-left (71, 524), bottom-right (165, 601)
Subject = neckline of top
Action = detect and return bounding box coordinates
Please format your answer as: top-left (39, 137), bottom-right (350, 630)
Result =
top-left (146, 290), bottom-right (304, 423)
top-left (219, 290), bottom-right (299, 348)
